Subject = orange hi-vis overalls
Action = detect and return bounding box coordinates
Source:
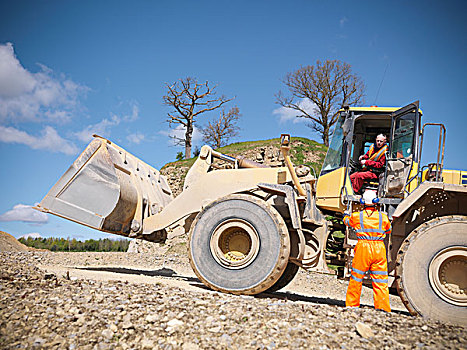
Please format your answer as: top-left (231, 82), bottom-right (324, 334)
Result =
top-left (343, 207), bottom-right (392, 312)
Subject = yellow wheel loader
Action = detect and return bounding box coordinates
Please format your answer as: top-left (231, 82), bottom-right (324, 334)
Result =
top-left (35, 101), bottom-right (466, 325)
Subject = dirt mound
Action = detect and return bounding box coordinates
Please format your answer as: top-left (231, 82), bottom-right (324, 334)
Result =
top-left (161, 138), bottom-right (326, 197)
top-left (0, 231), bottom-right (31, 252)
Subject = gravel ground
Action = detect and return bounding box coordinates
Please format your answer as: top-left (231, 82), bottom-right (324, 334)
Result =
top-left (1, 251), bottom-right (466, 349)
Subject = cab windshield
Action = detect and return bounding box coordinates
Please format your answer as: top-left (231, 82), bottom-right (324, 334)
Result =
top-left (320, 115), bottom-right (346, 175)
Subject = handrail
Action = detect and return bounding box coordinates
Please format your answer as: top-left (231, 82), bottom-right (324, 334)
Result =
top-left (404, 171), bottom-right (419, 196)
top-left (402, 123), bottom-right (446, 196)
top-left (419, 123), bottom-right (446, 182)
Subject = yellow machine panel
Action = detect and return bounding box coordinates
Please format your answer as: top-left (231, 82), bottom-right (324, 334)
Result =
top-left (421, 168), bottom-right (467, 186)
top-left (316, 167), bottom-right (352, 212)
top-left (442, 169), bottom-right (467, 185)
top-left (406, 161), bottom-right (419, 194)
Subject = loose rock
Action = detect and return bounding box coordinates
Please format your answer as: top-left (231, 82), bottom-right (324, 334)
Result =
top-left (0, 251), bottom-right (465, 350)
top-left (355, 321), bottom-right (375, 339)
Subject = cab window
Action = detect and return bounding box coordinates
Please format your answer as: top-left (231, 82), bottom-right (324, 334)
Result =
top-left (391, 112), bottom-right (416, 158)
top-left (320, 115), bottom-right (345, 174)
top-left (363, 142), bottom-right (373, 155)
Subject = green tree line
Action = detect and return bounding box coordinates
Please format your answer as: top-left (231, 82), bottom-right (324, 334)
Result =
top-left (18, 237), bottom-right (130, 252)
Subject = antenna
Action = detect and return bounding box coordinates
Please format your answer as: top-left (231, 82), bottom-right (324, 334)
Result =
top-left (374, 62), bottom-right (389, 105)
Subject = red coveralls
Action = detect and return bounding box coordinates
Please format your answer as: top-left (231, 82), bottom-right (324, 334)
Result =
top-left (343, 207), bottom-right (392, 312)
top-left (350, 144), bottom-right (388, 194)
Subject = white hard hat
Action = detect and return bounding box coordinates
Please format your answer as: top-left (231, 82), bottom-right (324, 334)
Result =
top-left (362, 190), bottom-right (378, 205)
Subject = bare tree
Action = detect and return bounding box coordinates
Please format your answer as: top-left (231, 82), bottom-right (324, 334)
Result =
top-left (276, 60), bottom-right (365, 146)
top-left (163, 77), bottom-right (234, 159)
top-left (202, 107), bottom-right (241, 149)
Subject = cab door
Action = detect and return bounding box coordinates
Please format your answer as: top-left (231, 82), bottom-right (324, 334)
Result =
top-left (383, 101), bottom-right (420, 197)
top-left (316, 110), bottom-right (354, 212)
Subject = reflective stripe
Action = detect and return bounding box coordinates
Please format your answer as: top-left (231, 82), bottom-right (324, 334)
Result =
top-left (378, 212), bottom-right (382, 231)
top-left (371, 278), bottom-right (388, 284)
top-left (352, 270), bottom-right (388, 283)
top-left (368, 145), bottom-right (387, 162)
top-left (352, 267), bottom-right (367, 275)
top-left (355, 235), bottom-right (385, 241)
top-left (355, 228), bottom-right (386, 234)
top-left (362, 144), bottom-right (387, 169)
top-left (369, 270), bottom-right (388, 276)
top-left (351, 274), bottom-right (363, 283)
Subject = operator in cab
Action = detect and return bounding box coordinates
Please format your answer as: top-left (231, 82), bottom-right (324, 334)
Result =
top-left (350, 134), bottom-right (388, 194)
top-left (343, 190), bottom-right (392, 312)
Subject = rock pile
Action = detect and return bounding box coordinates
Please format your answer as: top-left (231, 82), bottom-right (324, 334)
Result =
top-left (248, 145), bottom-right (284, 167)
top-left (160, 140), bottom-right (323, 198)
top-left (1, 251), bottom-right (466, 349)
top-left (127, 239), bottom-right (163, 254)
top-left (160, 165), bottom-right (190, 198)
top-left (0, 231), bottom-right (30, 252)
top-left (158, 146), bottom-right (284, 199)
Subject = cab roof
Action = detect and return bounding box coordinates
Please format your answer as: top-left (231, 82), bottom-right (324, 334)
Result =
top-left (340, 105), bottom-right (423, 115)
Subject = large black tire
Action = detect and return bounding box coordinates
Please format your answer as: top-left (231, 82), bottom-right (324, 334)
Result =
top-left (266, 262), bottom-right (300, 292)
top-left (188, 194), bottom-right (290, 295)
top-left (395, 215), bottom-right (467, 326)
top-left (266, 228), bottom-right (301, 292)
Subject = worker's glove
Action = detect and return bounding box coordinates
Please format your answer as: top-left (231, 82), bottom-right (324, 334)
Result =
top-left (361, 159), bottom-right (366, 165)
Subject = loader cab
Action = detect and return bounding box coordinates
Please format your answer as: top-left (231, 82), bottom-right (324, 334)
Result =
top-left (315, 102), bottom-right (421, 213)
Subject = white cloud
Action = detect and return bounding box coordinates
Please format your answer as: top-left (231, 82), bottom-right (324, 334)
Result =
top-left (127, 132), bottom-right (145, 144)
top-left (0, 204), bottom-right (48, 224)
top-left (74, 103), bottom-right (139, 143)
top-left (340, 16), bottom-right (348, 27)
top-left (0, 43), bottom-right (35, 97)
top-left (0, 125), bottom-right (78, 155)
top-left (0, 42), bottom-right (87, 123)
top-left (44, 110), bottom-right (73, 123)
top-left (159, 125), bottom-right (203, 146)
top-left (0, 43), bottom-right (140, 154)
top-left (273, 98), bottom-right (316, 124)
top-left (123, 103), bottom-right (139, 122)
top-left (19, 232), bottom-right (42, 239)
top-left (73, 114), bottom-right (121, 143)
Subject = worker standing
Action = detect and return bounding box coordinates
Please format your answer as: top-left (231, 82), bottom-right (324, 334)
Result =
top-left (343, 190), bottom-right (392, 312)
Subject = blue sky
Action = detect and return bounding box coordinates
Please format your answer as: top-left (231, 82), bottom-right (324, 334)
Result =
top-left (1, 0), bottom-right (466, 240)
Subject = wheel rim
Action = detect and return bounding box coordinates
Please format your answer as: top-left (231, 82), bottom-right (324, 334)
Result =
top-left (428, 246), bottom-right (467, 307)
top-left (210, 219), bottom-right (260, 269)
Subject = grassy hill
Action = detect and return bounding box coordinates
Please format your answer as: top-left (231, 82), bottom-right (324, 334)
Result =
top-left (163, 137), bottom-right (326, 173)
top-left (161, 137), bottom-right (327, 196)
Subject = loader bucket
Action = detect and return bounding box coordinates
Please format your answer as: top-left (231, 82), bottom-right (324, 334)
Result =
top-left (35, 136), bottom-right (173, 238)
